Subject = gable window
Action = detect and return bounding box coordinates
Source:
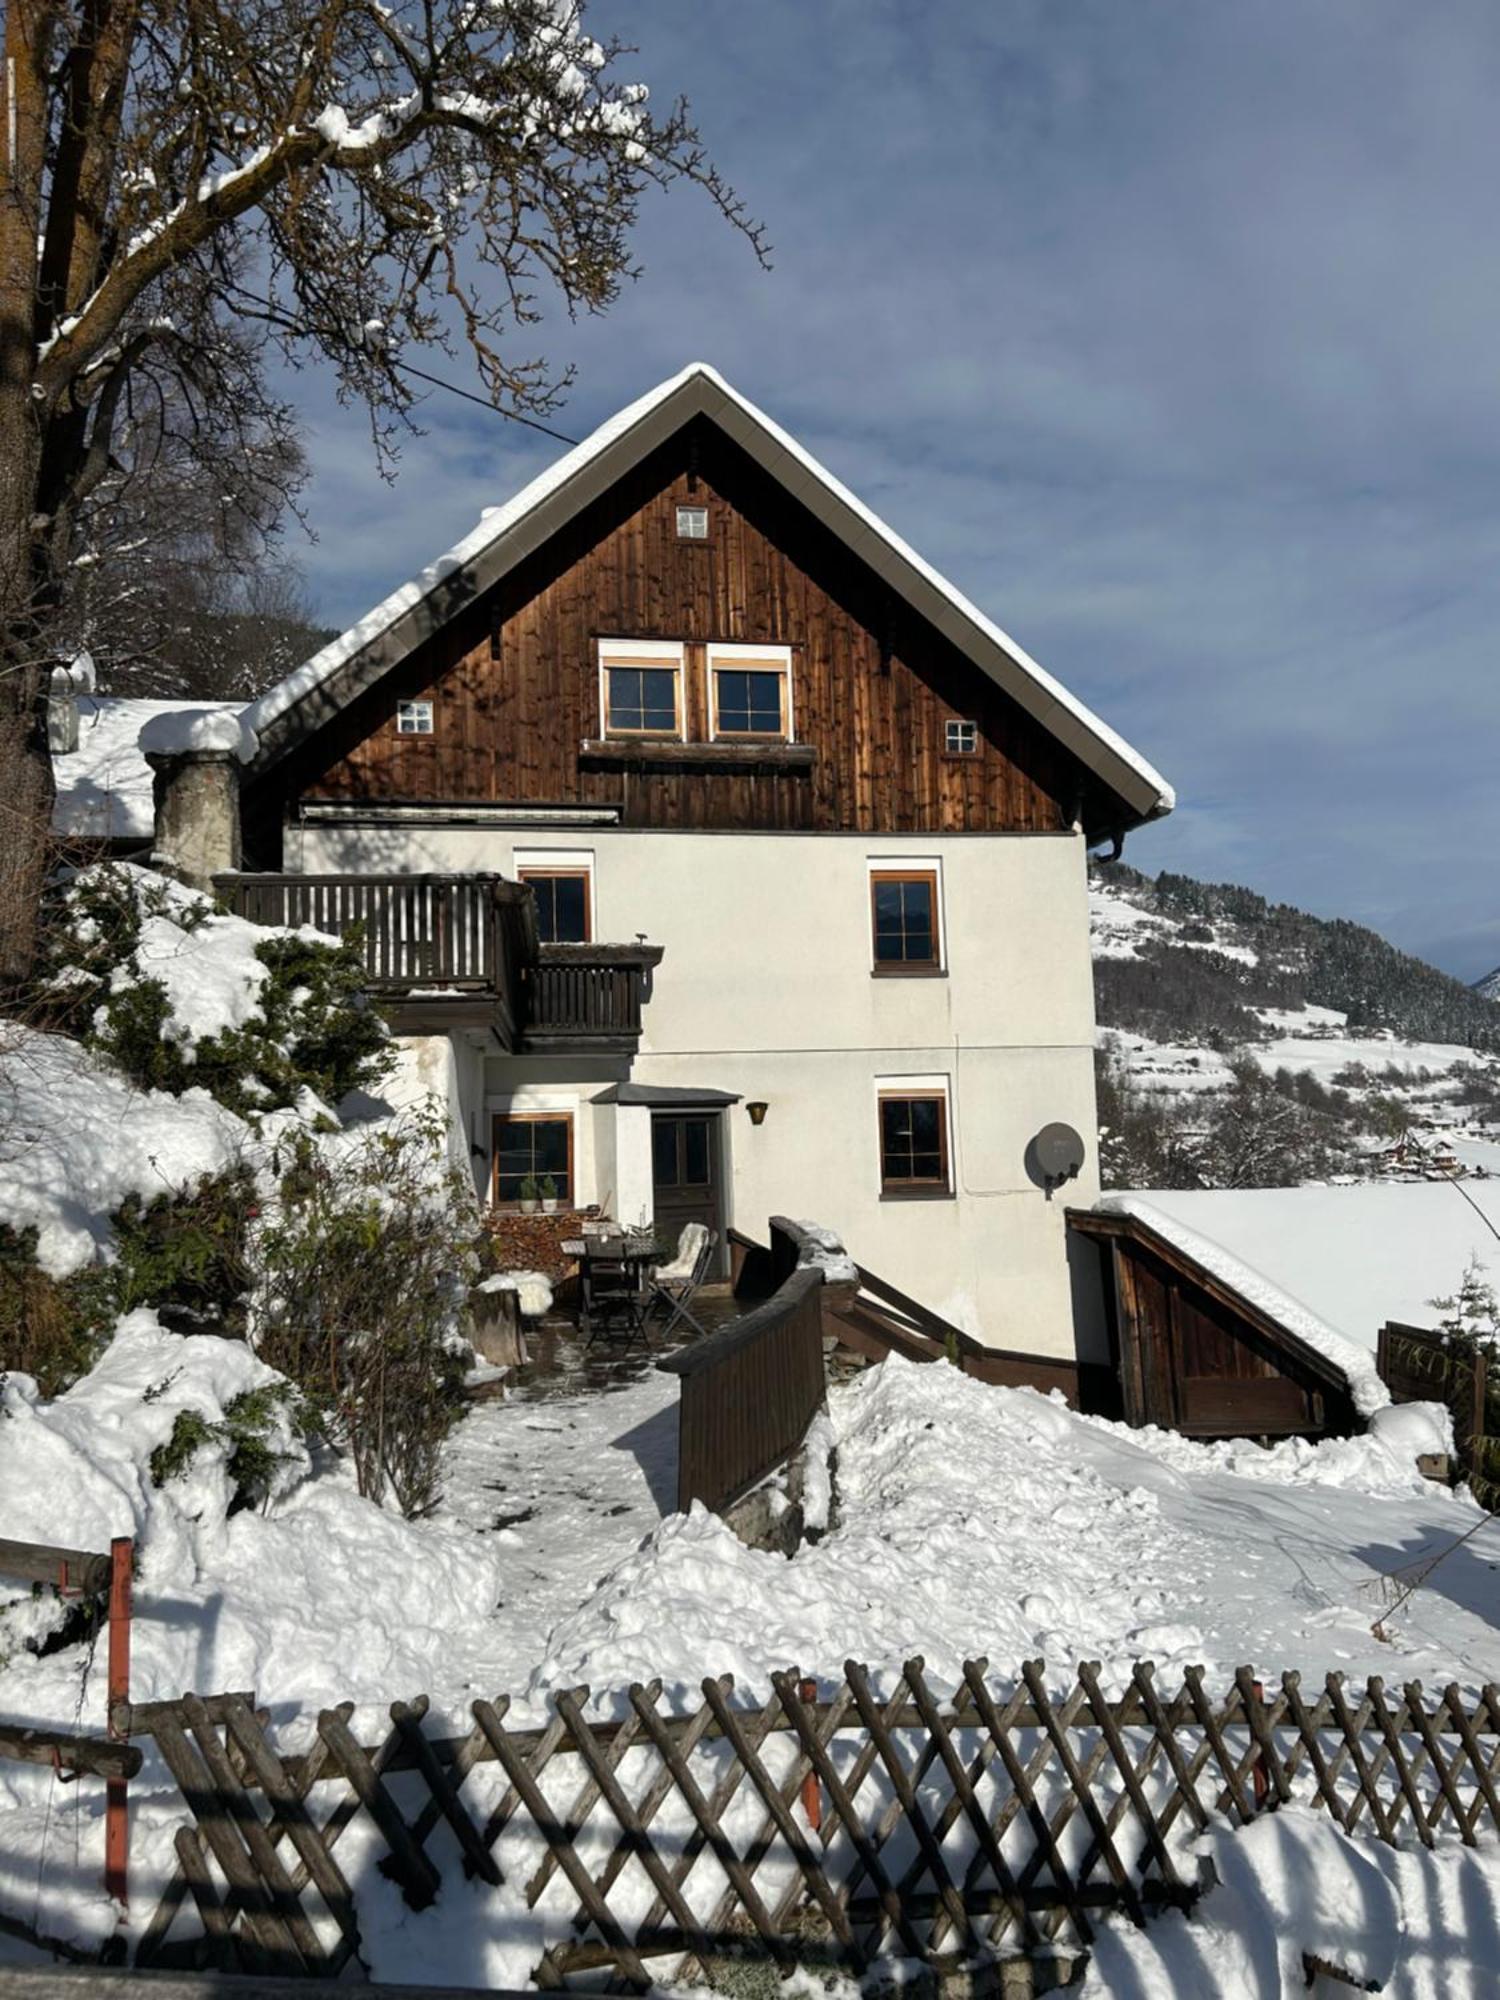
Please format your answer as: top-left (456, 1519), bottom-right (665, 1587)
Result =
top-left (945, 718), bottom-right (978, 755)
top-left (599, 640), bottom-right (684, 739)
top-left (707, 643), bottom-right (793, 741)
top-left (396, 699), bottom-right (434, 735)
top-left (870, 867), bottom-right (941, 971)
top-left (676, 504), bottom-right (709, 540)
top-left (493, 1112), bottom-right (573, 1206)
top-left (878, 1090), bottom-right (951, 1195)
top-left (518, 867), bottom-right (592, 943)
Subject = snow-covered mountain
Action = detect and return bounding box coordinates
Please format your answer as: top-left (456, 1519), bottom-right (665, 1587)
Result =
top-left (1476, 964), bottom-right (1500, 1003)
top-left (1091, 863), bottom-right (1500, 1183)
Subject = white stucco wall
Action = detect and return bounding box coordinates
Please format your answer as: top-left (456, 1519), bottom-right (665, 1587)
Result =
top-left (299, 825), bottom-right (1102, 1359)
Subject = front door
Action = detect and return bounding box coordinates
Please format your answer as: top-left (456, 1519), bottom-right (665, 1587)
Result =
top-left (651, 1112), bottom-right (725, 1275)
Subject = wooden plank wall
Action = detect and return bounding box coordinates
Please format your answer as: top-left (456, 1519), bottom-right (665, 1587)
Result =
top-left (280, 421), bottom-right (1084, 836)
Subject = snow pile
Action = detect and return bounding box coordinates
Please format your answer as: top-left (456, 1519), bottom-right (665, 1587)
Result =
top-left (1084, 1803), bottom-right (1500, 1996)
top-left (124, 901), bottom-right (275, 1045)
top-left (136, 705), bottom-right (257, 762)
top-left (1097, 1193), bottom-right (1390, 1415)
top-left (0, 1028), bottom-right (244, 1275)
top-left (52, 696), bottom-right (204, 841)
top-left (0, 1311), bottom-right (304, 1569)
top-left (479, 1269), bottom-right (554, 1317)
top-left (0, 1313), bottom-right (510, 1736)
top-left (791, 1218), bottom-right (859, 1283)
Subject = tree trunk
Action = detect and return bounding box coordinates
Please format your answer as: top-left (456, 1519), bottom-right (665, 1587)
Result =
top-left (0, 0), bottom-right (59, 988)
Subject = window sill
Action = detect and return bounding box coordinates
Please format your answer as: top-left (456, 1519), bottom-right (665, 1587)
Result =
top-left (879, 1187), bottom-right (957, 1203)
top-left (580, 738), bottom-right (816, 772)
top-left (871, 965), bottom-right (948, 979)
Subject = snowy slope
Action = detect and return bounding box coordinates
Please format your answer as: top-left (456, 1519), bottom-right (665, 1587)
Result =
top-left (1092, 865), bottom-right (1500, 1175)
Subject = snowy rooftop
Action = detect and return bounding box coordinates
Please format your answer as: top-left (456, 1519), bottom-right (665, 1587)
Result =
top-left (1097, 1183), bottom-right (1500, 1381)
top-left (52, 695), bottom-right (202, 841)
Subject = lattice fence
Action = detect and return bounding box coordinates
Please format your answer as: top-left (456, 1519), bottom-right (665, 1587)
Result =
top-left (130, 1656), bottom-right (1500, 1987)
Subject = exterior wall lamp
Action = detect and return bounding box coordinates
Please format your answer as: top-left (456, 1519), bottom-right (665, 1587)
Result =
top-left (745, 1100), bottom-right (769, 1126)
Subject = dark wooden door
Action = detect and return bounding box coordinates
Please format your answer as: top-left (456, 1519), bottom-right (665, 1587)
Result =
top-left (651, 1113), bottom-right (725, 1274)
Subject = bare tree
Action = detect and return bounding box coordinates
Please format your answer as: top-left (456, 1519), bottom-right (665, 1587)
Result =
top-left (0, 0), bottom-right (764, 981)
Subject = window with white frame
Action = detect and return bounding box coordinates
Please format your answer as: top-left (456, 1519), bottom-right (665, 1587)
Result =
top-left (945, 718), bottom-right (978, 755)
top-left (515, 848), bottom-right (595, 944)
top-left (707, 642), bottom-right (793, 741)
top-left (396, 699), bottom-right (434, 735)
top-left (676, 504), bottom-right (709, 540)
top-left (598, 639), bottom-right (685, 738)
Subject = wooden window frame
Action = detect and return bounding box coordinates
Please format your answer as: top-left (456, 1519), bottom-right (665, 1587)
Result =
top-left (944, 718), bottom-right (979, 757)
top-left (869, 867), bottom-right (942, 976)
top-left (396, 699), bottom-right (435, 736)
top-left (491, 1111), bottom-right (575, 1209)
top-left (707, 643), bottom-right (794, 743)
top-left (598, 639), bottom-right (686, 741)
top-left (877, 1090), bottom-right (952, 1198)
top-left (675, 503), bottom-right (710, 540)
top-left (517, 866), bottom-right (593, 944)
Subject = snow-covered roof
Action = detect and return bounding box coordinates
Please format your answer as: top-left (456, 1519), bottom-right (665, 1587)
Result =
top-left (52, 696), bottom-right (203, 842)
top-left (1094, 1183), bottom-right (1500, 1416)
top-left (243, 363), bottom-right (1174, 827)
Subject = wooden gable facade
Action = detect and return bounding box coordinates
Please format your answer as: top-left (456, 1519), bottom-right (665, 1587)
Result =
top-left (246, 417), bottom-right (1104, 859)
top-left (1068, 1208), bottom-right (1361, 1442)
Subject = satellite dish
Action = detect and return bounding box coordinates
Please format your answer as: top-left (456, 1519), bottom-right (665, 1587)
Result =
top-left (1032, 1122), bottom-right (1086, 1190)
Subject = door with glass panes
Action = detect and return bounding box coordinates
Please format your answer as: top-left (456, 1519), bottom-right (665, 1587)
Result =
top-left (650, 1112), bottom-right (724, 1275)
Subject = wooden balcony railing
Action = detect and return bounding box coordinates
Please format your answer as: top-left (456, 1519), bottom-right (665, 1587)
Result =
top-left (214, 873), bottom-right (661, 1053)
top-left (523, 942), bottom-right (663, 1052)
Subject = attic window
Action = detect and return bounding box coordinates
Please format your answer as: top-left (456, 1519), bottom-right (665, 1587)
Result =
top-left (397, 700), bottom-right (434, 735)
top-left (945, 718), bottom-right (978, 756)
top-left (676, 504), bottom-right (709, 540)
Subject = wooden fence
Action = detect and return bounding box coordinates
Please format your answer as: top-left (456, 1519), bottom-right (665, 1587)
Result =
top-left (126, 1656), bottom-right (1500, 1987)
top-left (1377, 1320), bottom-right (1500, 1508)
top-left (0, 1537), bottom-right (135, 1909)
top-left (657, 1264), bottom-right (826, 1513)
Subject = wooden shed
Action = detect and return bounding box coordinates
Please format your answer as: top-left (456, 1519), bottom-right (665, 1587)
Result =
top-left (1067, 1207), bottom-right (1361, 1441)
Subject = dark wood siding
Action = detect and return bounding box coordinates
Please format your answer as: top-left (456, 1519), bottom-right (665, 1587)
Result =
top-left (1072, 1211), bottom-right (1358, 1442)
top-left (273, 419), bottom-right (1085, 836)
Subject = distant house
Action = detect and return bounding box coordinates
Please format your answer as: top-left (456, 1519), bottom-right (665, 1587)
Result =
top-left (65, 364), bottom-right (1174, 1372)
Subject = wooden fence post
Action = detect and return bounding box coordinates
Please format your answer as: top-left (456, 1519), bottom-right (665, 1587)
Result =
top-left (105, 1537), bottom-right (133, 1912)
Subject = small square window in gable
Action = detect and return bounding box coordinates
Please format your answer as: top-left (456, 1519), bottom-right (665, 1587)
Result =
top-left (945, 718), bottom-right (978, 756)
top-left (676, 504), bottom-right (709, 540)
top-left (397, 699), bottom-right (435, 735)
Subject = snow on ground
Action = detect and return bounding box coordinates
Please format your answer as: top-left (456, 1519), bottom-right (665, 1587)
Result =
top-left (4, 1341), bottom-right (1499, 1978)
top-left (1098, 1184), bottom-right (1500, 1357)
top-left (0, 1028), bottom-right (245, 1275)
top-left (51, 697), bottom-right (203, 842)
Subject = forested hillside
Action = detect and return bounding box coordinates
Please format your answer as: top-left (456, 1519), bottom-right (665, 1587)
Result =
top-left (1091, 863), bottom-right (1500, 1189)
top-left (1095, 863), bottom-right (1500, 1054)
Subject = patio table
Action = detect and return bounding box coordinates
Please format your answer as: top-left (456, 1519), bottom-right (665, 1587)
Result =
top-left (563, 1233), bottom-right (668, 1337)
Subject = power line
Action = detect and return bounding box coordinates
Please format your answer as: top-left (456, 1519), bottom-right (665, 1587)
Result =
top-left (231, 282), bottom-right (582, 445)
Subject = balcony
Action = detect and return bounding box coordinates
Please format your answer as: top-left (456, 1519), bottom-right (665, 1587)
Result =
top-left (214, 873), bottom-right (661, 1055)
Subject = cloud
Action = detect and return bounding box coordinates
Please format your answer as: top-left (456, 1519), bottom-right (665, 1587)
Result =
top-left (273, 0), bottom-right (1500, 980)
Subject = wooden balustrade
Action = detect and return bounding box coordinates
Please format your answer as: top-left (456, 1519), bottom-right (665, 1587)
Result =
top-left (214, 874), bottom-right (660, 1053)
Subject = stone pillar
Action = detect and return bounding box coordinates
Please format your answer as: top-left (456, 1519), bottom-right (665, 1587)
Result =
top-left (144, 748), bottom-right (242, 891)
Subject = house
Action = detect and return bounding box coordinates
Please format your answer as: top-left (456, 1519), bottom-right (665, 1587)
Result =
top-left (83, 363), bottom-right (1174, 1368)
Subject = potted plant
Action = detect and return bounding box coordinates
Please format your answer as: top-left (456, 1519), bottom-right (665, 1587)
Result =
top-left (540, 1175), bottom-right (561, 1214)
top-left (518, 1174), bottom-right (541, 1214)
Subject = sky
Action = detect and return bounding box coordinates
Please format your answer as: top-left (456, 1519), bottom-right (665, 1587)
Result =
top-left (280, 0), bottom-right (1500, 982)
